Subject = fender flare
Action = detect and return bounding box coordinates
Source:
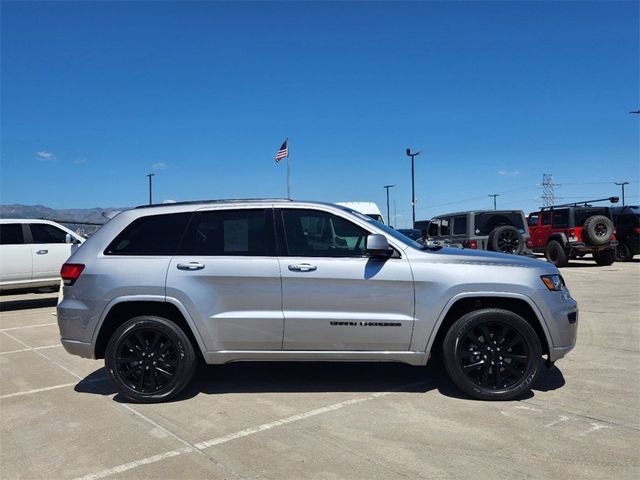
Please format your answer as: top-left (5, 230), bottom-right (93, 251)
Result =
top-left (424, 291), bottom-right (554, 357)
top-left (547, 233), bottom-right (568, 247)
top-left (91, 295), bottom-right (208, 358)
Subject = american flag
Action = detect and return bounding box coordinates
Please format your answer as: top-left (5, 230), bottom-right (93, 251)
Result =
top-left (275, 139), bottom-right (288, 163)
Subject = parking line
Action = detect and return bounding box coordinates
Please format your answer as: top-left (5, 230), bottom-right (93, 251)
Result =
top-left (0, 382), bottom-right (78, 400)
top-left (0, 322), bottom-right (57, 332)
top-left (73, 385), bottom-right (425, 480)
top-left (0, 344), bottom-right (61, 355)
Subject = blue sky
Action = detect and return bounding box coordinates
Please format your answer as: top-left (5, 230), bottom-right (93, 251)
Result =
top-left (1, 1), bottom-right (638, 227)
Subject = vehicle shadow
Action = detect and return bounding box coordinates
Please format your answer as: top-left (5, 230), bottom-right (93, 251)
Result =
top-left (74, 359), bottom-right (566, 403)
top-left (0, 295), bottom-right (58, 312)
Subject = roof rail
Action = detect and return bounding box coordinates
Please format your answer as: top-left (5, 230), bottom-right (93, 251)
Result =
top-left (134, 198), bottom-right (293, 209)
top-left (541, 196), bottom-right (619, 209)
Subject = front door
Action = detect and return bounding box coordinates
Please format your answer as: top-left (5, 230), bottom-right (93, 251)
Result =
top-left (278, 208), bottom-right (415, 351)
top-left (166, 208), bottom-right (283, 351)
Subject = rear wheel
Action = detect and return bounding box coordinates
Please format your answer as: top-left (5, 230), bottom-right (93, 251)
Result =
top-left (105, 316), bottom-right (197, 403)
top-left (443, 308), bottom-right (542, 400)
top-left (545, 240), bottom-right (568, 267)
top-left (593, 248), bottom-right (615, 266)
top-left (615, 243), bottom-right (632, 262)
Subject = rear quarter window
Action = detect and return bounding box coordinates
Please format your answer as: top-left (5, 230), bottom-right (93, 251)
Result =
top-left (105, 213), bottom-right (192, 255)
top-left (473, 213), bottom-right (525, 235)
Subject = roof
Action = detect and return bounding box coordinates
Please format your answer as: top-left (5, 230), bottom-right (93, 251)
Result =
top-left (430, 209), bottom-right (525, 219)
top-left (135, 198), bottom-right (293, 209)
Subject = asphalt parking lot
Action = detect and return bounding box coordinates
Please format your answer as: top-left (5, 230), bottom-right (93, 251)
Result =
top-left (1, 260), bottom-right (639, 480)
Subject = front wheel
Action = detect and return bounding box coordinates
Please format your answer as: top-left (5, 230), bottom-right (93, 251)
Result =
top-left (442, 309), bottom-right (542, 401)
top-left (105, 316), bottom-right (197, 403)
top-left (545, 240), bottom-right (569, 267)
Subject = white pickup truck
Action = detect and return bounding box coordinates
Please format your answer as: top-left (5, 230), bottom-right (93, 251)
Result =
top-left (0, 219), bottom-right (84, 291)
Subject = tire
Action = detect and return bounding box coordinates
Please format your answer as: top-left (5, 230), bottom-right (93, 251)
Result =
top-left (582, 215), bottom-right (614, 245)
top-left (615, 243), bottom-right (632, 262)
top-left (105, 316), bottom-right (197, 403)
top-left (442, 308), bottom-right (542, 401)
top-left (593, 248), bottom-right (615, 266)
top-left (545, 240), bottom-right (569, 267)
top-left (489, 226), bottom-right (524, 255)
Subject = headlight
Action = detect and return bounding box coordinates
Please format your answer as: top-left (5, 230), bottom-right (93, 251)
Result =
top-left (541, 274), bottom-right (565, 291)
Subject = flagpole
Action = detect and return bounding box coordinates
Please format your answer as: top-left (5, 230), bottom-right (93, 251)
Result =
top-left (286, 138), bottom-right (291, 199)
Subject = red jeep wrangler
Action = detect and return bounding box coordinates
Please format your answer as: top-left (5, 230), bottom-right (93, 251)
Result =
top-left (528, 197), bottom-right (619, 267)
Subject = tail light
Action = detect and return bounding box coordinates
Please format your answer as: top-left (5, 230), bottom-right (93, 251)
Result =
top-left (634, 227), bottom-right (640, 234)
top-left (468, 239), bottom-right (478, 249)
top-left (60, 263), bottom-right (85, 286)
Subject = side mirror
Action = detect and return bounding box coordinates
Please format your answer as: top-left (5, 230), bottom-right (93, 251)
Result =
top-left (366, 234), bottom-right (393, 258)
top-left (65, 233), bottom-right (80, 245)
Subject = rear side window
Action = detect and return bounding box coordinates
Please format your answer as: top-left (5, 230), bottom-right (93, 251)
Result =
top-left (552, 210), bottom-right (569, 228)
top-left (105, 213), bottom-right (192, 255)
top-left (0, 224), bottom-right (24, 245)
top-left (428, 219), bottom-right (440, 237)
top-left (452, 216), bottom-right (467, 235)
top-left (29, 224), bottom-right (67, 243)
top-left (181, 209), bottom-right (274, 256)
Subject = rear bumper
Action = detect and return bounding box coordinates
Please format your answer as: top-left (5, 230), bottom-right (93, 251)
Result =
top-left (60, 338), bottom-right (94, 359)
top-left (567, 241), bottom-right (617, 252)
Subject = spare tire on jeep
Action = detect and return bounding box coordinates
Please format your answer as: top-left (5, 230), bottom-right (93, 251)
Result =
top-left (582, 215), bottom-right (614, 245)
top-left (489, 225), bottom-right (524, 254)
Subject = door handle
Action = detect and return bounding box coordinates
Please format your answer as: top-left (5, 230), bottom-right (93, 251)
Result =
top-left (288, 264), bottom-right (317, 272)
top-left (177, 262), bottom-right (205, 271)
top-left (36, 250), bottom-right (48, 255)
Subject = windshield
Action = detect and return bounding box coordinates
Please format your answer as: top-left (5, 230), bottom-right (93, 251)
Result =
top-left (339, 207), bottom-right (428, 250)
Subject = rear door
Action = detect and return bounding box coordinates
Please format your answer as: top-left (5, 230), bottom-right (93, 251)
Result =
top-left (28, 223), bottom-right (74, 281)
top-left (0, 223), bottom-right (32, 285)
top-left (277, 207), bottom-right (414, 351)
top-left (166, 208), bottom-right (283, 351)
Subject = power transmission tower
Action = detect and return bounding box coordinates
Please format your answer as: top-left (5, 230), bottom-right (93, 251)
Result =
top-left (542, 173), bottom-right (555, 207)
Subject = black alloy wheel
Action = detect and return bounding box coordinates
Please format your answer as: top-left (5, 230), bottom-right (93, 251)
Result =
top-left (105, 316), bottom-right (197, 403)
top-left (443, 308), bottom-right (542, 400)
top-left (116, 328), bottom-right (178, 393)
top-left (456, 321), bottom-right (529, 390)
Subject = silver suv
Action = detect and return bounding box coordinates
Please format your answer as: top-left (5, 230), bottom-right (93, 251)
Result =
top-left (57, 199), bottom-right (577, 403)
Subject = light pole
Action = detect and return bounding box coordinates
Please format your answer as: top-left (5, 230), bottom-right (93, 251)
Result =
top-left (406, 148), bottom-right (422, 227)
top-left (383, 184), bottom-right (395, 225)
top-left (147, 173), bottom-right (155, 205)
top-left (615, 181), bottom-right (629, 206)
top-left (489, 193), bottom-right (499, 210)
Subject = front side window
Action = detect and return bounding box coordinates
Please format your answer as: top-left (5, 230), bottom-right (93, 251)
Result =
top-left (29, 224), bottom-right (67, 244)
top-left (541, 212), bottom-right (552, 226)
top-left (281, 209), bottom-right (369, 257)
top-left (105, 212), bottom-right (192, 255)
top-left (440, 218), bottom-right (451, 236)
top-left (182, 209), bottom-right (274, 256)
top-left (0, 224), bottom-right (24, 245)
top-left (528, 214), bottom-right (539, 227)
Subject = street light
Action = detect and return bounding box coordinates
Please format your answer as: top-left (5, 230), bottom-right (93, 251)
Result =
top-left (406, 148), bottom-right (422, 227)
top-left (146, 173), bottom-right (155, 205)
top-left (488, 193), bottom-right (499, 210)
top-left (615, 181), bottom-right (629, 206)
top-left (383, 184), bottom-right (395, 226)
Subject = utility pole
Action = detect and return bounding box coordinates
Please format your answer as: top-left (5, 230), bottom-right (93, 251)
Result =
top-left (146, 173), bottom-right (155, 205)
top-left (406, 148), bottom-right (422, 227)
top-left (488, 194), bottom-right (499, 210)
top-left (383, 184), bottom-right (395, 225)
top-left (615, 181), bottom-right (629, 206)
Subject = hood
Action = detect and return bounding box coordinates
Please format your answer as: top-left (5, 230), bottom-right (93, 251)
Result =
top-left (417, 246), bottom-right (558, 272)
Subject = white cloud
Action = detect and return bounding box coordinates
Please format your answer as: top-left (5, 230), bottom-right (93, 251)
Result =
top-left (37, 151), bottom-right (55, 161)
top-left (498, 170), bottom-right (520, 176)
top-left (152, 162), bottom-right (169, 170)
